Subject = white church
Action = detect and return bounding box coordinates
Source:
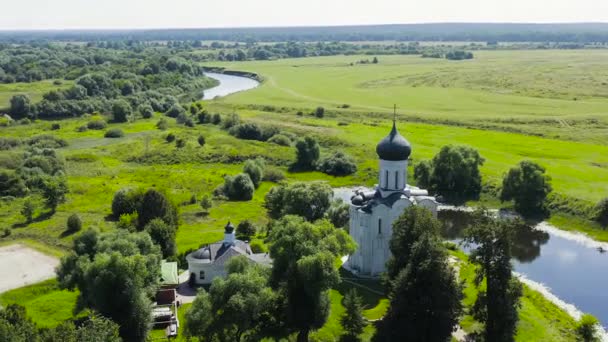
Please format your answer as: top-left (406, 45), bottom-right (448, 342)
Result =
top-left (347, 120), bottom-right (438, 277)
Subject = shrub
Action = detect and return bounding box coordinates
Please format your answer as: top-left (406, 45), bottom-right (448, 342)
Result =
top-left (262, 167), bottom-right (285, 183)
top-left (117, 212), bottom-right (138, 230)
top-left (112, 188), bottom-right (144, 218)
top-left (317, 151), bottom-right (357, 176)
top-left (2, 227), bottom-right (10, 237)
top-left (166, 133), bottom-right (176, 143)
top-left (576, 314), bottom-right (600, 342)
top-left (211, 113), bottom-right (221, 125)
top-left (26, 134), bottom-right (68, 148)
top-left (156, 118), bottom-right (168, 130)
top-left (51, 123), bottom-right (61, 130)
top-left (243, 159), bottom-right (265, 188)
top-left (593, 198), bottom-right (608, 226)
top-left (250, 240), bottom-right (266, 253)
top-left (67, 213), bottom-right (82, 232)
top-left (0, 171), bottom-right (28, 197)
top-left (197, 110), bottom-right (209, 124)
top-left (176, 112), bottom-right (191, 125)
top-left (315, 106), bottom-right (325, 118)
top-left (87, 120), bottom-right (107, 130)
top-left (175, 138), bottom-right (186, 148)
top-left (200, 195), bottom-right (212, 212)
top-left (220, 173), bottom-right (255, 201)
top-left (294, 136), bottom-right (320, 170)
top-left (18, 118), bottom-right (31, 125)
top-left (104, 129), bottom-right (124, 138)
top-left (236, 220), bottom-right (257, 240)
top-left (139, 104), bottom-right (154, 119)
top-left (112, 100), bottom-right (132, 123)
top-left (229, 122), bottom-right (263, 140)
top-left (21, 199), bottom-right (35, 223)
top-left (165, 104), bottom-right (185, 118)
top-left (222, 113), bottom-right (241, 129)
top-left (268, 134), bottom-right (292, 146)
top-left (197, 135), bottom-right (205, 146)
top-left (77, 125), bottom-right (88, 132)
top-left (296, 111), bottom-right (303, 116)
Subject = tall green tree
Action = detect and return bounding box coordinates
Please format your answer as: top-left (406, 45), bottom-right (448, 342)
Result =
top-left (427, 145), bottom-right (485, 204)
top-left (267, 215), bottom-right (356, 342)
top-left (340, 289), bottom-right (367, 341)
top-left (145, 218), bottom-right (176, 258)
top-left (500, 160), bottom-right (552, 217)
top-left (464, 210), bottom-right (523, 342)
top-left (294, 136), bottom-right (320, 170)
top-left (264, 181), bottom-right (333, 222)
top-left (9, 94), bottom-right (33, 118)
top-left (41, 177), bottom-right (68, 212)
top-left (137, 188), bottom-right (177, 229)
top-left (111, 100), bottom-right (132, 123)
top-left (57, 229), bottom-right (161, 342)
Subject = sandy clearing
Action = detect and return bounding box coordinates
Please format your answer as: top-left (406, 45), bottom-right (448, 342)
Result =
top-left (0, 244), bottom-right (59, 293)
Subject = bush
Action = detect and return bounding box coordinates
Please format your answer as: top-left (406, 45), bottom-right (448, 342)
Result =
top-left (243, 159), bottom-right (265, 188)
top-left (294, 136), bottom-right (320, 170)
top-left (104, 129), bottom-right (124, 138)
top-left (87, 120), bottom-right (107, 130)
top-left (26, 134), bottom-right (68, 148)
top-left (315, 106), bottom-right (325, 118)
top-left (117, 212), bottom-right (138, 230)
top-left (67, 213), bottom-right (82, 232)
top-left (145, 218), bottom-right (176, 258)
top-left (166, 133), bottom-right (176, 143)
top-left (211, 113), bottom-right (221, 125)
top-left (200, 195), bottom-right (212, 212)
top-left (197, 110), bottom-right (209, 124)
top-left (112, 188), bottom-right (144, 218)
top-left (197, 135), bottom-right (205, 146)
top-left (175, 138), bottom-right (186, 148)
top-left (165, 104), bottom-right (185, 118)
top-left (500, 160), bottom-right (552, 217)
top-left (250, 240), bottom-right (266, 253)
top-left (593, 198), bottom-right (608, 226)
top-left (139, 104), bottom-right (154, 119)
top-left (18, 118), bottom-right (31, 125)
top-left (229, 122), bottom-right (263, 140)
top-left (317, 151), bottom-right (357, 176)
top-left (2, 227), bottom-right (11, 237)
top-left (236, 220), bottom-right (257, 240)
top-left (262, 167), bottom-right (285, 183)
top-left (220, 173), bottom-right (255, 201)
top-left (112, 100), bottom-right (132, 123)
top-left (156, 118), bottom-right (168, 130)
top-left (77, 125), bottom-right (88, 132)
top-left (51, 123), bottom-right (61, 130)
top-left (268, 134), bottom-right (292, 146)
top-left (222, 113), bottom-right (241, 129)
top-left (576, 314), bottom-right (600, 342)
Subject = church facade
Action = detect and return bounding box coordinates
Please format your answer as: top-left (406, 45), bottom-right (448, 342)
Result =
top-left (347, 121), bottom-right (438, 277)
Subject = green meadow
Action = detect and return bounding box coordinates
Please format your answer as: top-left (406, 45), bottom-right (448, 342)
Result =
top-left (1, 49), bottom-right (606, 340)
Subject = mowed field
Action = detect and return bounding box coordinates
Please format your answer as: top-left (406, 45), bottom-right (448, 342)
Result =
top-left (209, 50), bottom-right (608, 144)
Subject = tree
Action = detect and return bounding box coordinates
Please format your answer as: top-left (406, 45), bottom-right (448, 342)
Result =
top-left (0, 304), bottom-right (38, 342)
top-left (185, 259), bottom-right (278, 342)
top-left (111, 100), bottom-right (132, 123)
top-left (500, 160), bottom-right (552, 217)
top-left (200, 194), bottom-right (212, 213)
top-left (264, 181), bottom-right (333, 221)
top-left (428, 145), bottom-right (484, 204)
top-left (9, 94), bottom-right (33, 118)
top-left (593, 198), bottom-right (608, 226)
top-left (139, 104), bottom-right (154, 119)
top-left (111, 187), bottom-right (143, 218)
top-left (197, 134), bottom-right (206, 146)
top-left (413, 160), bottom-right (432, 189)
top-left (137, 188), bottom-right (177, 229)
top-left (315, 106), bottom-right (325, 118)
top-left (145, 218), bottom-right (176, 258)
top-left (464, 210), bottom-right (523, 342)
top-left (41, 177), bottom-right (68, 212)
top-left (267, 216), bottom-right (356, 342)
top-left (326, 199), bottom-right (350, 228)
top-left (243, 159), bottom-right (265, 188)
top-left (374, 234), bottom-right (462, 342)
top-left (21, 199), bottom-right (35, 223)
top-left (236, 220), bottom-right (257, 240)
top-left (165, 104), bottom-right (185, 118)
top-left (294, 136), bottom-right (320, 170)
top-left (317, 151), bottom-right (357, 176)
top-left (221, 173), bottom-right (255, 201)
top-left (56, 229), bottom-right (161, 342)
top-left (576, 314), bottom-right (600, 342)
top-left (341, 289), bottom-right (367, 341)
top-left (0, 171), bottom-right (27, 197)
top-left (165, 133), bottom-right (175, 143)
top-left (372, 57), bottom-right (379, 64)
top-left (67, 213), bottom-right (82, 232)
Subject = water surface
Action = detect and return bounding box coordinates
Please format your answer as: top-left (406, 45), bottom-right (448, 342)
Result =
top-left (202, 72), bottom-right (259, 100)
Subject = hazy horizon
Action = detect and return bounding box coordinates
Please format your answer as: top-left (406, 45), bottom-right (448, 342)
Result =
top-left (1, 0), bottom-right (607, 30)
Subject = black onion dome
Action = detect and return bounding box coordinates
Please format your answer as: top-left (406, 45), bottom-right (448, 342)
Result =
top-left (224, 221), bottom-right (235, 233)
top-left (376, 121), bottom-right (411, 161)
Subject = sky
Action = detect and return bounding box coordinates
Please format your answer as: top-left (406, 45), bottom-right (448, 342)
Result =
top-left (1, 0), bottom-right (607, 30)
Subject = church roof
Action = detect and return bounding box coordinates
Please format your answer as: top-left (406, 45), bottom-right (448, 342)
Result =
top-left (376, 121), bottom-right (411, 161)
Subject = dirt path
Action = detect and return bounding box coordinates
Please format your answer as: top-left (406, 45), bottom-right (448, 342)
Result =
top-left (0, 244), bottom-right (59, 293)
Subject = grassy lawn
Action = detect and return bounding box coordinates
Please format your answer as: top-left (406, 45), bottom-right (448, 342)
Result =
top-left (0, 80), bottom-right (73, 109)
top-left (0, 279), bottom-right (81, 328)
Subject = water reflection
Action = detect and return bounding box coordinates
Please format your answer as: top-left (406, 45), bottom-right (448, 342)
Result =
top-left (438, 210), bottom-right (549, 263)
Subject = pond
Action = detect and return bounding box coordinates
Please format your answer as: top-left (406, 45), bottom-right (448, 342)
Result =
top-left (334, 187), bottom-right (608, 330)
top-left (202, 72), bottom-right (260, 100)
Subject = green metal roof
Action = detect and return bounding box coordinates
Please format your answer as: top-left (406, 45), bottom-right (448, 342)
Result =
top-left (160, 261), bottom-right (179, 285)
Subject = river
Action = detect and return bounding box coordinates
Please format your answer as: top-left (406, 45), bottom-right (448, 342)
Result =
top-left (202, 72), bottom-right (260, 100)
top-left (334, 187), bottom-right (608, 331)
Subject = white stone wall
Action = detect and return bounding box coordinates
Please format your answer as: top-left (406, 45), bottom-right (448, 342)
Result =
top-left (187, 261), bottom-right (227, 285)
top-left (378, 159), bottom-right (408, 194)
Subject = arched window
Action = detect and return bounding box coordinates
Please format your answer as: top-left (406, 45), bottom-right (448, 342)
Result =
top-left (395, 171), bottom-right (399, 189)
top-left (384, 170), bottom-right (389, 189)
top-left (199, 270), bottom-right (205, 280)
top-left (378, 218), bottom-right (382, 235)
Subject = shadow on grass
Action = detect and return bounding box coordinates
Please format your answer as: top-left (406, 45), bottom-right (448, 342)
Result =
top-left (336, 268), bottom-right (385, 310)
top-left (12, 210), bottom-right (55, 228)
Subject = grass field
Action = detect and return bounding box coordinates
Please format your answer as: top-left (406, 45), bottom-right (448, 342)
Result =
top-left (0, 80), bottom-right (72, 110)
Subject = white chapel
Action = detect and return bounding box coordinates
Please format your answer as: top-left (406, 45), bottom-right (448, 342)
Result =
top-left (347, 120), bottom-right (438, 277)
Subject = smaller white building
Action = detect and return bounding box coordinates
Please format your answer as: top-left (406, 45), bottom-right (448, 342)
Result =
top-left (186, 222), bottom-right (271, 285)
